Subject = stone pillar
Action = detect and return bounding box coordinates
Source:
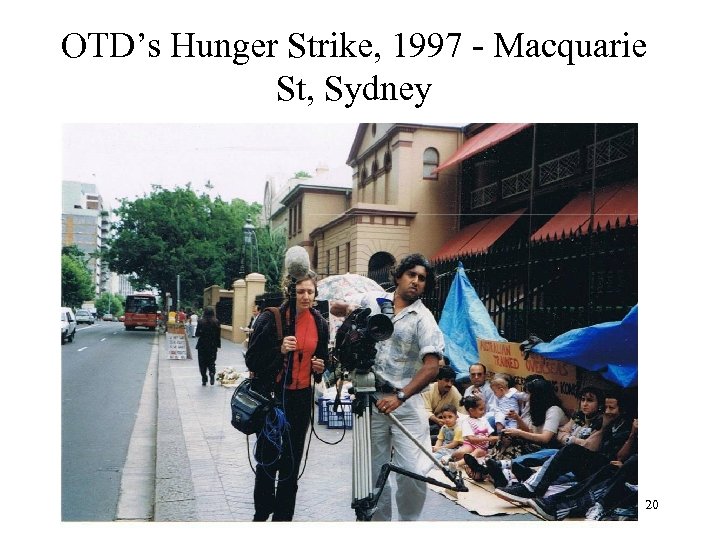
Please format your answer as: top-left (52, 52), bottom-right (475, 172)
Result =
top-left (230, 273), bottom-right (267, 343)
top-left (204, 285), bottom-right (221, 309)
top-left (244, 273), bottom-right (267, 344)
top-left (231, 279), bottom-right (247, 343)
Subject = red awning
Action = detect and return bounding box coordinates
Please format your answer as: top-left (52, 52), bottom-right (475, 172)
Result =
top-left (435, 123), bottom-right (532, 173)
top-left (433, 209), bottom-right (525, 260)
top-left (531, 182), bottom-right (638, 241)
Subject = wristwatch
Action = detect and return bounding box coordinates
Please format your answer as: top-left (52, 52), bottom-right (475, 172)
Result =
top-left (396, 390), bottom-right (407, 402)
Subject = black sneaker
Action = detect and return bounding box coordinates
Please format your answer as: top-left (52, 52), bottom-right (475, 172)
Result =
top-left (529, 498), bottom-right (557, 520)
top-left (464, 454), bottom-right (488, 477)
top-left (511, 461), bottom-right (535, 482)
top-left (486, 459), bottom-right (508, 487)
top-left (494, 483), bottom-right (535, 505)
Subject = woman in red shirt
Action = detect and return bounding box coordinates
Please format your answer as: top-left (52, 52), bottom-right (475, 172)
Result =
top-left (245, 273), bottom-right (329, 522)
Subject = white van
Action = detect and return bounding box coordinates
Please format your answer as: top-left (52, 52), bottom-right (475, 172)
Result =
top-left (61, 307), bottom-right (77, 344)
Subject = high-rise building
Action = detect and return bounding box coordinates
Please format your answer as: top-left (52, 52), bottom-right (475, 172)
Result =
top-left (61, 181), bottom-right (108, 295)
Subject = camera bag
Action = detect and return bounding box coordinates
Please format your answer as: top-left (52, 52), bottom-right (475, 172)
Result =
top-left (230, 378), bottom-right (272, 435)
top-left (229, 307), bottom-right (283, 435)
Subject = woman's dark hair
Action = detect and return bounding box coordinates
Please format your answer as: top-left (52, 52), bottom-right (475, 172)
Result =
top-left (522, 373), bottom-right (545, 392)
top-left (526, 378), bottom-right (563, 427)
top-left (571, 386), bottom-right (605, 426)
top-left (392, 253), bottom-right (435, 292)
top-left (202, 306), bottom-right (218, 323)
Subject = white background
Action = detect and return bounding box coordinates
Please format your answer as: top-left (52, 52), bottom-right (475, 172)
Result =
top-left (3, 0), bottom-right (715, 536)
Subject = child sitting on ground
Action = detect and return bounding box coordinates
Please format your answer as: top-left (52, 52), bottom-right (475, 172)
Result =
top-left (432, 404), bottom-right (463, 463)
top-left (450, 396), bottom-right (498, 469)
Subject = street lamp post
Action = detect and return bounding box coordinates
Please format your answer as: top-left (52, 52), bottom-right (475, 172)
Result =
top-left (242, 218), bottom-right (257, 275)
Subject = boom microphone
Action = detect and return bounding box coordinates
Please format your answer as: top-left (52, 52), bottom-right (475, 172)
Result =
top-left (284, 246), bottom-right (312, 280)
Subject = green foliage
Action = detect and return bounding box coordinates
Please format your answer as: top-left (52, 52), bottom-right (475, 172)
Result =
top-left (256, 226), bottom-right (287, 292)
top-left (96, 292), bottom-right (124, 317)
top-left (104, 185), bottom-right (287, 304)
top-left (294, 170), bottom-right (312, 178)
top-left (62, 253), bottom-right (94, 308)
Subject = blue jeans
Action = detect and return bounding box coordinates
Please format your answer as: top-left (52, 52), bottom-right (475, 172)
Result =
top-left (515, 448), bottom-right (558, 467)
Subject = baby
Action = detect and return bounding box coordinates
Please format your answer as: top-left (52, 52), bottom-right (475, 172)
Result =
top-left (489, 376), bottom-right (525, 431)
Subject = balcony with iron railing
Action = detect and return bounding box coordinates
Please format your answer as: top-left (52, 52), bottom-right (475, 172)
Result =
top-left (539, 149), bottom-right (580, 187)
top-left (587, 128), bottom-right (635, 169)
top-left (501, 168), bottom-right (532, 199)
top-left (470, 183), bottom-right (497, 209)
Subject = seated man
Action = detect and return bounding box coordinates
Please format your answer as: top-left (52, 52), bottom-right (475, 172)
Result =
top-left (422, 365), bottom-right (463, 445)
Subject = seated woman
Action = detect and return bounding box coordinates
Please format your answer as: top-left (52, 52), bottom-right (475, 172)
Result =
top-left (461, 378), bottom-right (568, 485)
top-left (503, 386), bottom-right (605, 485)
top-left (494, 396), bottom-right (636, 507)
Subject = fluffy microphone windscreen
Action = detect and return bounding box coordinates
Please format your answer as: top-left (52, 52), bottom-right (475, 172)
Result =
top-left (284, 246), bottom-right (312, 280)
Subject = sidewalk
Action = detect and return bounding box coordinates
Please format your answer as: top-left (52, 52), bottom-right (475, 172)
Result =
top-left (153, 334), bottom-right (538, 522)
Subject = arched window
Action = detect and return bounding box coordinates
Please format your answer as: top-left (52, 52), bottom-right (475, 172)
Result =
top-left (371, 159), bottom-right (378, 178)
top-left (423, 147), bottom-right (440, 179)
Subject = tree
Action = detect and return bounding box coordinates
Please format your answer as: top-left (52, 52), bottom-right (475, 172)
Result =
top-left (62, 253), bottom-right (94, 308)
top-left (104, 185), bottom-right (283, 306)
top-left (256, 226), bottom-right (287, 292)
top-left (96, 292), bottom-right (124, 318)
top-left (294, 170), bottom-right (312, 178)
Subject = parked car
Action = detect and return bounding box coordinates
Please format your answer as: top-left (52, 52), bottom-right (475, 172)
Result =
top-left (102, 313), bottom-right (114, 321)
top-left (61, 307), bottom-right (77, 344)
top-left (75, 309), bottom-right (95, 325)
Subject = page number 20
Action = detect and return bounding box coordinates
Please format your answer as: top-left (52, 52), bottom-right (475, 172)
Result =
top-left (645, 500), bottom-right (659, 509)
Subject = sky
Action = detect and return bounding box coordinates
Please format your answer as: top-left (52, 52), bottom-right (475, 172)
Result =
top-left (62, 124), bottom-right (359, 208)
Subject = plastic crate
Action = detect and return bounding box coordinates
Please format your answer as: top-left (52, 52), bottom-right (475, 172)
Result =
top-left (316, 398), bottom-right (330, 425)
top-left (326, 400), bottom-right (353, 429)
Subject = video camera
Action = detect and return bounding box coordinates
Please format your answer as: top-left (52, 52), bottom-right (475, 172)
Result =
top-left (333, 301), bottom-right (394, 373)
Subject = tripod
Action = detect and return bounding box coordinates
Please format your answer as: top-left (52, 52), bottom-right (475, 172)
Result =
top-left (341, 367), bottom-right (468, 521)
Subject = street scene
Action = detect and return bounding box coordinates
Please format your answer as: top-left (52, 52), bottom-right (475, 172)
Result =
top-left (61, 123), bottom-right (638, 523)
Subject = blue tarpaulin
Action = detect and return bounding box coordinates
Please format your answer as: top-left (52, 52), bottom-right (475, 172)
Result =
top-left (439, 262), bottom-right (505, 378)
top-left (531, 305), bottom-right (638, 388)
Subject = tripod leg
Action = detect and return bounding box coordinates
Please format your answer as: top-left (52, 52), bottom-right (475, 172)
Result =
top-left (352, 394), bottom-right (376, 520)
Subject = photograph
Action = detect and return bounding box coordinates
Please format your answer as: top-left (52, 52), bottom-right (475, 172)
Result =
top-left (61, 122), bottom-right (638, 523)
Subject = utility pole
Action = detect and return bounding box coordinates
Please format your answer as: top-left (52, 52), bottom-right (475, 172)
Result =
top-left (176, 274), bottom-right (180, 311)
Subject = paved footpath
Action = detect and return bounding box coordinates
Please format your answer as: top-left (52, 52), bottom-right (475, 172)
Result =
top-left (153, 335), bottom-right (537, 522)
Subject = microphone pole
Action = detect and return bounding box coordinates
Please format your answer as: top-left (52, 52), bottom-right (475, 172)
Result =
top-left (285, 278), bottom-right (297, 384)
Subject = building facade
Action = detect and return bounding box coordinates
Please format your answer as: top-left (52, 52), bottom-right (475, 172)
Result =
top-left (310, 123), bottom-right (463, 286)
top-left (427, 123), bottom-right (638, 341)
top-left (62, 181), bottom-right (108, 296)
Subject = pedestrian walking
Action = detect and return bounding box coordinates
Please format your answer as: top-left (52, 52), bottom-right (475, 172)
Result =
top-left (189, 310), bottom-right (198, 337)
top-left (195, 307), bottom-right (221, 386)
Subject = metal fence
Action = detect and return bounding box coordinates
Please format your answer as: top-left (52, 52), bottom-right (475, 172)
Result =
top-left (425, 223), bottom-right (638, 343)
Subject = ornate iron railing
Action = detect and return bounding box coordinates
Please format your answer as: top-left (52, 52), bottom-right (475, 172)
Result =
top-left (501, 168), bottom-right (533, 198)
top-left (539, 150), bottom-right (580, 187)
top-left (470, 183), bottom-right (497, 209)
top-left (587, 129), bottom-right (635, 169)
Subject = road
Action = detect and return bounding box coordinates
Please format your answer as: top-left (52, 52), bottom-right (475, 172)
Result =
top-left (61, 321), bottom-right (156, 521)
